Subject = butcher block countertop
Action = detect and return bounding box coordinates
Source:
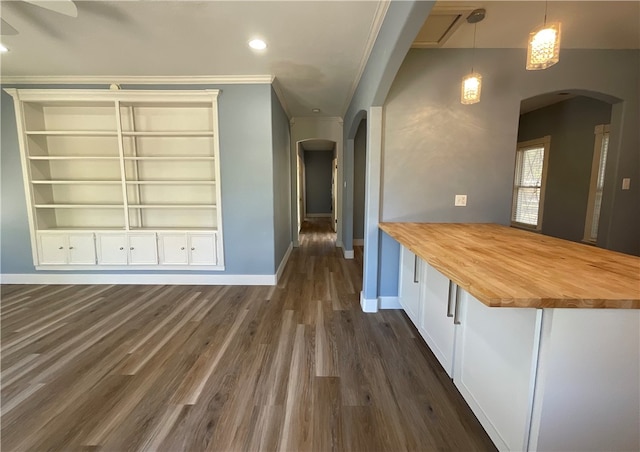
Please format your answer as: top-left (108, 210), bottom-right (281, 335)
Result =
top-left (379, 222), bottom-right (640, 309)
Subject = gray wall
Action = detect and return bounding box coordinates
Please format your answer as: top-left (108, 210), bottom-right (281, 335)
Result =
top-left (518, 96), bottom-right (612, 243)
top-left (304, 150), bottom-right (333, 215)
top-left (1, 83), bottom-right (279, 275)
top-left (353, 119), bottom-right (366, 240)
top-left (271, 88), bottom-right (292, 269)
top-left (379, 48), bottom-right (640, 296)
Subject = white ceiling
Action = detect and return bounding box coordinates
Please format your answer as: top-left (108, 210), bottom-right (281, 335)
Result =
top-left (433, 1), bottom-right (640, 49)
top-left (1, 1), bottom-right (637, 120)
top-left (0, 0), bottom-right (385, 118)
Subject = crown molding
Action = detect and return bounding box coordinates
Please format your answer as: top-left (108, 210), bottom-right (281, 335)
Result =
top-left (340, 0), bottom-right (390, 116)
top-left (271, 77), bottom-right (291, 119)
top-left (0, 75), bottom-right (275, 85)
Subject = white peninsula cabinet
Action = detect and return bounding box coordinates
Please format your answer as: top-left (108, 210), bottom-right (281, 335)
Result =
top-left (5, 88), bottom-right (224, 271)
top-left (392, 233), bottom-right (640, 452)
top-left (398, 245), bottom-right (538, 450)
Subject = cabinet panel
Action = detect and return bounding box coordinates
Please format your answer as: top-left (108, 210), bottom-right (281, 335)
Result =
top-left (398, 246), bottom-right (421, 325)
top-left (158, 233), bottom-right (188, 265)
top-left (189, 233), bottom-right (217, 265)
top-left (420, 263), bottom-right (457, 377)
top-left (454, 290), bottom-right (541, 451)
top-left (68, 233), bottom-right (96, 265)
top-left (96, 233), bottom-right (127, 265)
top-left (128, 233), bottom-right (158, 265)
top-left (38, 234), bottom-right (68, 265)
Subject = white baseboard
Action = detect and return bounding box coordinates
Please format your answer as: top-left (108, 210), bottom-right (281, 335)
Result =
top-left (353, 239), bottom-right (364, 246)
top-left (305, 213), bottom-right (331, 218)
top-left (343, 249), bottom-right (354, 259)
top-left (360, 291), bottom-right (378, 313)
top-left (336, 240), bottom-right (343, 248)
top-left (1, 273), bottom-right (277, 286)
top-left (276, 242), bottom-right (293, 283)
top-left (379, 296), bottom-right (401, 309)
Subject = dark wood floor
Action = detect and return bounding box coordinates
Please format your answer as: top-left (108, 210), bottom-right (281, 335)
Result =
top-left (1, 218), bottom-right (495, 451)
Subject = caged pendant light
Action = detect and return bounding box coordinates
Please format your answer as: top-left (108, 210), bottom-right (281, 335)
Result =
top-left (526, 1), bottom-right (561, 70)
top-left (461, 9), bottom-right (485, 105)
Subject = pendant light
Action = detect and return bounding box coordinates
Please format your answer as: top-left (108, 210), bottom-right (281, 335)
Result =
top-left (526, 1), bottom-right (561, 70)
top-left (461, 9), bottom-right (485, 105)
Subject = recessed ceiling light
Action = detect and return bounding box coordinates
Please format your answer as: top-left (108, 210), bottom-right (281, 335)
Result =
top-left (249, 39), bottom-right (267, 50)
top-left (0, 44), bottom-right (8, 53)
top-left (312, 108), bottom-right (321, 113)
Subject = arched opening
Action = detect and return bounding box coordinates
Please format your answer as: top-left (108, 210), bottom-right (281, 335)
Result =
top-left (515, 89), bottom-right (623, 250)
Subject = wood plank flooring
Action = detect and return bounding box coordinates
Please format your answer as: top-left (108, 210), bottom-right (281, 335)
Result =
top-left (1, 219), bottom-right (496, 451)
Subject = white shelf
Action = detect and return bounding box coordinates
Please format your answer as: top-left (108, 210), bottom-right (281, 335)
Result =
top-left (125, 180), bottom-right (215, 185)
top-left (129, 227), bottom-right (218, 231)
top-left (35, 204), bottom-right (125, 209)
top-left (28, 155), bottom-right (120, 160)
top-left (32, 180), bottom-right (122, 185)
top-left (25, 130), bottom-right (118, 136)
top-left (128, 204), bottom-right (216, 209)
top-left (123, 156), bottom-right (214, 161)
top-left (121, 131), bottom-right (214, 137)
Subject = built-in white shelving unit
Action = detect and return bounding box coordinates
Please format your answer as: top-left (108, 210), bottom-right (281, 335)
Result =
top-left (6, 89), bottom-right (224, 270)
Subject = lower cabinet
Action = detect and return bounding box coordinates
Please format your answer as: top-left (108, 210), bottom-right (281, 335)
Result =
top-left (38, 232), bottom-right (96, 265)
top-left (398, 246), bottom-right (422, 325)
top-left (158, 232), bottom-right (217, 266)
top-left (453, 289), bottom-right (541, 452)
top-left (419, 263), bottom-right (458, 377)
top-left (96, 232), bottom-right (157, 265)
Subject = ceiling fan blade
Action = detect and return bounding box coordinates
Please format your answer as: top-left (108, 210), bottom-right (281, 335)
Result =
top-left (1, 19), bottom-right (19, 36)
top-left (22, 0), bottom-right (78, 18)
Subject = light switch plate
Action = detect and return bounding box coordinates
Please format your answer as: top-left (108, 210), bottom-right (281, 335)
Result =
top-left (455, 194), bottom-right (467, 206)
top-left (622, 178), bottom-right (631, 190)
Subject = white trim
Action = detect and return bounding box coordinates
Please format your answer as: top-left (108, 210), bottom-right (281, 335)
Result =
top-left (271, 77), bottom-right (291, 119)
top-left (6, 88), bottom-right (220, 103)
top-left (335, 240), bottom-right (344, 248)
top-left (353, 239), bottom-right (364, 246)
top-left (341, 0), bottom-right (390, 115)
top-left (360, 291), bottom-right (378, 313)
top-left (305, 213), bottom-right (331, 218)
top-left (379, 296), bottom-right (401, 309)
top-left (1, 273), bottom-right (276, 286)
top-left (0, 75), bottom-right (273, 85)
top-left (34, 265), bottom-right (224, 271)
top-left (276, 242), bottom-right (293, 283)
top-left (343, 249), bottom-right (354, 259)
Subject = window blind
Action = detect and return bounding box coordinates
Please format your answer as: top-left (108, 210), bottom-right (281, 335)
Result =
top-left (512, 146), bottom-right (544, 226)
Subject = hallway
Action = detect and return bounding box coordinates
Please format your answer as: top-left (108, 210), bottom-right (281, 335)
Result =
top-left (1, 219), bottom-right (495, 451)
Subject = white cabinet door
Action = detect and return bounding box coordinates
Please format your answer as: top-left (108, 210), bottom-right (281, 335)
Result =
top-left (420, 263), bottom-right (457, 377)
top-left (189, 233), bottom-right (217, 265)
top-left (454, 289), bottom-right (541, 452)
top-left (38, 233), bottom-right (68, 265)
top-left (128, 233), bottom-right (158, 265)
top-left (68, 233), bottom-right (96, 265)
top-left (158, 233), bottom-right (188, 265)
top-left (398, 246), bottom-right (422, 326)
top-left (96, 233), bottom-right (127, 265)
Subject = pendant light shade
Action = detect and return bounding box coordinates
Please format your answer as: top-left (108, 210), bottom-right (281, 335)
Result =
top-left (461, 73), bottom-right (482, 104)
top-left (460, 9), bottom-right (485, 105)
top-left (526, 22), bottom-right (561, 70)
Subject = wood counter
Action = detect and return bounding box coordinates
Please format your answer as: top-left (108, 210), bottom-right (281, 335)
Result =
top-left (380, 222), bottom-right (640, 309)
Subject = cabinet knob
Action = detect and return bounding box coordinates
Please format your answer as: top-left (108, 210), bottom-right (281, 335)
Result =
top-left (181, 247), bottom-right (185, 250)
top-left (119, 247), bottom-right (124, 250)
top-left (130, 247), bottom-right (134, 250)
top-left (191, 247), bottom-right (195, 251)
top-left (69, 246), bottom-right (74, 250)
top-left (58, 246), bottom-right (64, 250)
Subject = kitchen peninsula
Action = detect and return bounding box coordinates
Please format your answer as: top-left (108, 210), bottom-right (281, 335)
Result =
top-left (380, 222), bottom-right (640, 452)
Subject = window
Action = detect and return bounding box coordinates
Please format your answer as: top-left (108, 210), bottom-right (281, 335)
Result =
top-left (511, 136), bottom-right (550, 230)
top-left (584, 124), bottom-right (610, 243)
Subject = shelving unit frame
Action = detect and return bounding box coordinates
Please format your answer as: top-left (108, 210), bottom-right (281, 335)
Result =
top-left (5, 88), bottom-right (224, 271)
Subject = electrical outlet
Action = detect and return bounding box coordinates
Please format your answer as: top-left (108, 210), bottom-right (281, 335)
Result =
top-left (455, 195), bottom-right (467, 206)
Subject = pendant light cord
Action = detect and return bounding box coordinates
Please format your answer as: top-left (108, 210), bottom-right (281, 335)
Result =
top-left (544, 0), bottom-right (548, 25)
top-left (471, 22), bottom-right (477, 72)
